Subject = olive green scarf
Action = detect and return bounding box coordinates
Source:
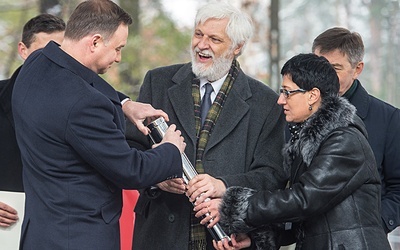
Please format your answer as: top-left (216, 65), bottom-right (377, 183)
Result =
top-left (188, 60), bottom-right (240, 250)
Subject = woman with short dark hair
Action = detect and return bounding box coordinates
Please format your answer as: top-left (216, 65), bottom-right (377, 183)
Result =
top-left (214, 53), bottom-right (391, 250)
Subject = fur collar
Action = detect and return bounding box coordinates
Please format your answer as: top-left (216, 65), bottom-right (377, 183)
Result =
top-left (219, 96), bottom-right (359, 250)
top-left (284, 95), bottom-right (356, 167)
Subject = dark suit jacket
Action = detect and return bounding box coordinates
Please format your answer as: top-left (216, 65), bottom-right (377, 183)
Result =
top-left (350, 80), bottom-right (400, 233)
top-left (12, 41), bottom-right (182, 249)
top-left (0, 66), bottom-right (23, 192)
top-left (126, 63), bottom-right (287, 250)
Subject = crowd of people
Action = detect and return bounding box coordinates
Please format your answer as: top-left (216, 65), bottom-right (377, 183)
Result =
top-left (1, 0), bottom-right (399, 249)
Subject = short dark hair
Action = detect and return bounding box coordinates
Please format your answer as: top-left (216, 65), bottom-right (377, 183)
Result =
top-left (312, 27), bottom-right (364, 67)
top-left (64, 0), bottom-right (132, 42)
top-left (22, 13), bottom-right (65, 48)
top-left (281, 53), bottom-right (340, 99)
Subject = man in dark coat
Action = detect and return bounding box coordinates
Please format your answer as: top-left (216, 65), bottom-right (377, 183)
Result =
top-left (126, 2), bottom-right (287, 250)
top-left (12, 1), bottom-right (186, 249)
top-left (0, 13), bottom-right (65, 228)
top-left (312, 27), bottom-right (400, 234)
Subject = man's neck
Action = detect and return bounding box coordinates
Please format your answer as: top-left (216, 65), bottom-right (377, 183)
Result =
top-left (342, 80), bottom-right (359, 100)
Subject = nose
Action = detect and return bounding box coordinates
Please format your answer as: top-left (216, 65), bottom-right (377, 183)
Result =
top-left (115, 51), bottom-right (122, 63)
top-left (198, 37), bottom-right (210, 49)
top-left (277, 93), bottom-right (286, 105)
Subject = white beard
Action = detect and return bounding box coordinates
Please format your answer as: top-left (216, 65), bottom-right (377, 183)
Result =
top-left (190, 47), bottom-right (234, 82)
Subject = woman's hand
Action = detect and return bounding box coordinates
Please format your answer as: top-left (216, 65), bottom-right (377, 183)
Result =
top-left (212, 233), bottom-right (251, 250)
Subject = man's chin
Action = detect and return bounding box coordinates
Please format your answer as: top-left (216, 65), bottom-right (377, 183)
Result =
top-left (192, 64), bottom-right (210, 77)
top-left (98, 67), bottom-right (111, 75)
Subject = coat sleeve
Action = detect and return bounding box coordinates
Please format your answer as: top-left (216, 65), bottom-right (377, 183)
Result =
top-left (65, 90), bottom-right (182, 189)
top-left (246, 127), bottom-right (378, 226)
top-left (117, 91), bottom-right (129, 103)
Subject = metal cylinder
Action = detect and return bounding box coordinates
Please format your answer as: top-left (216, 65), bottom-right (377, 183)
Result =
top-left (147, 117), bottom-right (231, 242)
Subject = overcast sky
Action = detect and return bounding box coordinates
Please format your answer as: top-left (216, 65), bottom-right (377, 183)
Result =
top-left (161, 0), bottom-right (199, 28)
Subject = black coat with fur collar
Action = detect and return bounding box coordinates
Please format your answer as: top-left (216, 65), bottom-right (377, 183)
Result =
top-left (219, 96), bottom-right (391, 249)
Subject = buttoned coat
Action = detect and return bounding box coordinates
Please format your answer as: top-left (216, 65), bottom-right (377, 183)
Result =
top-left (350, 80), bottom-right (400, 233)
top-left (12, 42), bottom-right (182, 250)
top-left (126, 63), bottom-right (287, 250)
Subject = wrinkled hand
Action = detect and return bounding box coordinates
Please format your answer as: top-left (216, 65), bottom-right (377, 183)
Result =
top-left (193, 198), bottom-right (222, 227)
top-left (153, 124), bottom-right (186, 153)
top-left (186, 174), bottom-right (226, 204)
top-left (212, 233), bottom-right (251, 250)
top-left (157, 178), bottom-right (186, 194)
top-left (0, 202), bottom-right (18, 227)
top-left (122, 100), bottom-right (169, 135)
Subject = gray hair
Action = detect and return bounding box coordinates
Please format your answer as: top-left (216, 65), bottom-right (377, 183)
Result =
top-left (312, 27), bottom-right (364, 68)
top-left (194, 2), bottom-right (253, 56)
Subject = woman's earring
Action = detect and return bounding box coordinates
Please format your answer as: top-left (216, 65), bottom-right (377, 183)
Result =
top-left (309, 105), bottom-right (312, 111)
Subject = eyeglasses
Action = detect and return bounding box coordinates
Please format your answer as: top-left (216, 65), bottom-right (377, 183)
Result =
top-left (279, 88), bottom-right (306, 98)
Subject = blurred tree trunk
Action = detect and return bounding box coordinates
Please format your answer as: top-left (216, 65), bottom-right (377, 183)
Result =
top-left (269, 0), bottom-right (279, 91)
top-left (120, 0), bottom-right (141, 97)
top-left (384, 0), bottom-right (399, 105)
top-left (364, 0), bottom-right (384, 95)
top-left (239, 0), bottom-right (274, 87)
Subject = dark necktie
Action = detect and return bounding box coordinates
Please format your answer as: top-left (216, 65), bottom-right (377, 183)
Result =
top-left (200, 83), bottom-right (213, 125)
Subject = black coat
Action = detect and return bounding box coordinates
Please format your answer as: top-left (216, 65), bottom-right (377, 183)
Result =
top-left (12, 41), bottom-right (182, 249)
top-left (350, 80), bottom-right (400, 233)
top-left (220, 96), bottom-right (391, 250)
top-left (0, 66), bottom-right (23, 192)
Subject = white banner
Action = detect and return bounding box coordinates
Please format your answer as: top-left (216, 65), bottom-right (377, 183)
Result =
top-left (0, 191), bottom-right (25, 250)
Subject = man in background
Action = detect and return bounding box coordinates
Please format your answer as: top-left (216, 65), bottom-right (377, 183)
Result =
top-left (0, 13), bottom-right (65, 228)
top-left (126, 2), bottom-right (287, 249)
top-left (312, 27), bottom-right (400, 233)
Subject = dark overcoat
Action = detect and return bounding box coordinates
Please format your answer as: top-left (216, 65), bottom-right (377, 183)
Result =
top-left (12, 41), bottom-right (182, 249)
top-left (126, 63), bottom-right (287, 249)
top-left (0, 66), bottom-right (23, 192)
top-left (350, 80), bottom-right (400, 233)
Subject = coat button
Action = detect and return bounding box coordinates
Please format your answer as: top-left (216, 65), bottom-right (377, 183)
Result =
top-left (389, 219), bottom-right (394, 226)
top-left (168, 214), bottom-right (175, 222)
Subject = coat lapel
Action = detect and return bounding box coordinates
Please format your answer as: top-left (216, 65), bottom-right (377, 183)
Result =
top-left (206, 72), bottom-right (251, 151)
top-left (167, 65), bottom-right (198, 147)
top-left (349, 80), bottom-right (369, 119)
top-left (166, 66), bottom-right (252, 152)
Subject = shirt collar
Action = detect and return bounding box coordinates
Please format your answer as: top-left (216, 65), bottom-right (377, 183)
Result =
top-left (199, 73), bottom-right (228, 94)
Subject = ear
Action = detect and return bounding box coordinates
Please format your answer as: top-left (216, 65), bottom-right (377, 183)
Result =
top-left (18, 42), bottom-right (29, 60)
top-left (233, 43), bottom-right (244, 56)
top-left (353, 61), bottom-right (364, 79)
top-left (90, 34), bottom-right (102, 51)
top-left (308, 87), bottom-right (321, 106)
